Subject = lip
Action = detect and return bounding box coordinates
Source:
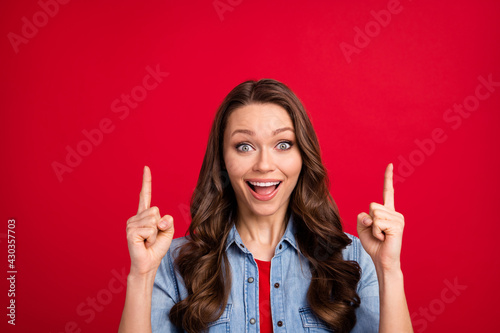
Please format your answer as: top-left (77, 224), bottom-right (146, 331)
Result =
top-left (245, 179), bottom-right (282, 201)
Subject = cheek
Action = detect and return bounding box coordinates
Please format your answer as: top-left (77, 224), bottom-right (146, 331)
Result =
top-left (224, 153), bottom-right (246, 183)
top-left (281, 152), bottom-right (302, 179)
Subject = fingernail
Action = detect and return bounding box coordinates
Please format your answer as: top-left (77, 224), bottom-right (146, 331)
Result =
top-left (362, 217), bottom-right (371, 226)
top-left (159, 221), bottom-right (168, 229)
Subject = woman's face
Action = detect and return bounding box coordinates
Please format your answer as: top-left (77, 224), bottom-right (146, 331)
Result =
top-left (223, 103), bottom-right (303, 219)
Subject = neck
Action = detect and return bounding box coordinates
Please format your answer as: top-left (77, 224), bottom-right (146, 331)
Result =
top-left (235, 210), bottom-right (289, 261)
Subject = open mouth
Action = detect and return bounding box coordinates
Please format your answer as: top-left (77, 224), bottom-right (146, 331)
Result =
top-left (246, 181), bottom-right (282, 196)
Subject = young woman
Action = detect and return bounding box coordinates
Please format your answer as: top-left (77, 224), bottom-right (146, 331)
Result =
top-left (119, 79), bottom-right (413, 332)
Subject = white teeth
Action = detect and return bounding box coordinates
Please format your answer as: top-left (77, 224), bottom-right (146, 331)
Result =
top-left (248, 181), bottom-right (281, 187)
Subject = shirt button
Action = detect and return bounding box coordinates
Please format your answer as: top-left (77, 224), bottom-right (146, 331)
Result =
top-left (240, 243), bottom-right (245, 248)
top-left (279, 244), bottom-right (283, 250)
top-left (277, 320), bottom-right (283, 327)
top-left (250, 318), bottom-right (256, 324)
top-left (274, 282), bottom-right (280, 288)
top-left (248, 277), bottom-right (254, 283)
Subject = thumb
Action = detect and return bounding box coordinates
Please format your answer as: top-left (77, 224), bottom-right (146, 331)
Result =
top-left (357, 212), bottom-right (385, 244)
top-left (357, 212), bottom-right (386, 242)
top-left (357, 212), bottom-right (372, 244)
top-left (357, 212), bottom-right (373, 232)
top-left (153, 215), bottom-right (175, 255)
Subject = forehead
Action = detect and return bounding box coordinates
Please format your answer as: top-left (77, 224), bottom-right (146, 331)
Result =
top-left (225, 103), bottom-right (294, 131)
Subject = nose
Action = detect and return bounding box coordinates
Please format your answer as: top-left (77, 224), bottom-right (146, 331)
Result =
top-left (253, 148), bottom-right (275, 173)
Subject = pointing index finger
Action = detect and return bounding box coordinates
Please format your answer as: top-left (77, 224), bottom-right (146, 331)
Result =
top-left (383, 163), bottom-right (395, 210)
top-left (138, 166), bottom-right (152, 214)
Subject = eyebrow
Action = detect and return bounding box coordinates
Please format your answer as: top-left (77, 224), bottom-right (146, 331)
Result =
top-left (231, 127), bottom-right (295, 137)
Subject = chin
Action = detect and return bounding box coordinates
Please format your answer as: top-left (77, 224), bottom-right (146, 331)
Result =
top-left (248, 205), bottom-right (281, 217)
top-left (243, 197), bottom-right (289, 218)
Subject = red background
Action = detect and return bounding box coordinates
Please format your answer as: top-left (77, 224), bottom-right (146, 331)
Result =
top-left (2, 0), bottom-right (500, 332)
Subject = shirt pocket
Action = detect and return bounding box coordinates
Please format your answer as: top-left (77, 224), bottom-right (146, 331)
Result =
top-left (299, 307), bottom-right (335, 332)
top-left (206, 304), bottom-right (232, 332)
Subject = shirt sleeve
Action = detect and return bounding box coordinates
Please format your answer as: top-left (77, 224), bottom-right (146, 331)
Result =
top-left (151, 241), bottom-right (184, 333)
top-left (346, 235), bottom-right (380, 333)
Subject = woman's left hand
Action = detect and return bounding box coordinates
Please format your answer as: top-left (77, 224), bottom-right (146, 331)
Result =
top-left (357, 163), bottom-right (405, 272)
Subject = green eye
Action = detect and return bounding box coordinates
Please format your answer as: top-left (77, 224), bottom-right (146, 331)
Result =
top-left (277, 142), bottom-right (292, 150)
top-left (237, 144), bottom-right (252, 152)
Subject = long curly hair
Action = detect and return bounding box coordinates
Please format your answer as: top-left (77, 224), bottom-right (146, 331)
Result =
top-left (169, 79), bottom-right (361, 332)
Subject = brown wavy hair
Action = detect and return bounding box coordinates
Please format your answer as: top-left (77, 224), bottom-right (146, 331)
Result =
top-left (169, 79), bottom-right (361, 332)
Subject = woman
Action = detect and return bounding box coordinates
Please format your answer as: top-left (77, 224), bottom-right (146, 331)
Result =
top-left (119, 79), bottom-right (413, 332)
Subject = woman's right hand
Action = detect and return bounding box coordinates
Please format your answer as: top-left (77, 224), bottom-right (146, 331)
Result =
top-left (126, 166), bottom-right (175, 277)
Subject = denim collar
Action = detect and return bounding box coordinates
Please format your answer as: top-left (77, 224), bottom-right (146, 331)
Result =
top-left (225, 214), bottom-right (300, 255)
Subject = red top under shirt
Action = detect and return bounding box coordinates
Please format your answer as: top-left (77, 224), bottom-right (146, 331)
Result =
top-left (255, 259), bottom-right (273, 333)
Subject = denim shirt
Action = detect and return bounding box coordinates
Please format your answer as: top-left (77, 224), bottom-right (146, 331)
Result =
top-left (151, 217), bottom-right (380, 332)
